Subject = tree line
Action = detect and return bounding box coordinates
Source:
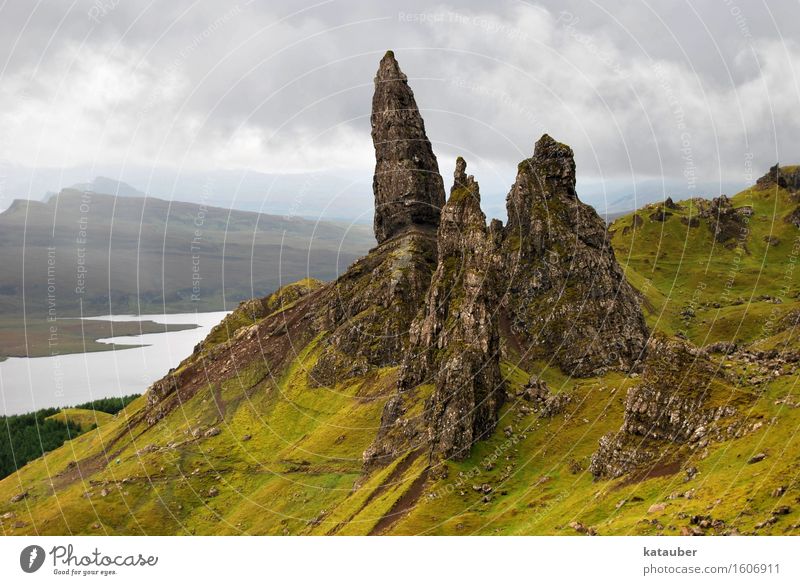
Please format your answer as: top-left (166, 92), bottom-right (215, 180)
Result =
top-left (0, 394), bottom-right (139, 479)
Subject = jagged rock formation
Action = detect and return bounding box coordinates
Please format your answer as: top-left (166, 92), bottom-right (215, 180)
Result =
top-left (700, 195), bottom-right (748, 245)
top-left (144, 55), bottom-right (649, 468)
top-left (501, 135), bottom-right (648, 376)
top-left (309, 52), bottom-right (448, 386)
top-left (365, 158), bottom-right (504, 467)
top-left (756, 163), bottom-right (800, 192)
top-left (755, 164), bottom-right (800, 228)
top-left (590, 336), bottom-right (753, 479)
top-left (371, 51), bottom-right (446, 244)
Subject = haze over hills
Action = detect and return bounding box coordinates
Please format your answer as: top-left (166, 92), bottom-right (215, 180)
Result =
top-left (0, 164), bottom-right (749, 224)
top-left (0, 53), bottom-right (797, 537)
top-left (0, 189), bottom-right (374, 357)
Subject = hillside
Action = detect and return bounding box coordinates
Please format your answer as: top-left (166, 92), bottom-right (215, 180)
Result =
top-left (0, 191), bottom-right (374, 357)
top-left (0, 54), bottom-right (798, 537)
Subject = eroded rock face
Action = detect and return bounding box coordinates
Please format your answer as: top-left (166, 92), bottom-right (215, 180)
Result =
top-left (501, 134), bottom-right (648, 376)
top-left (365, 158), bottom-right (504, 467)
top-left (371, 51), bottom-right (446, 244)
top-left (309, 229), bottom-right (437, 386)
top-left (590, 336), bottom-right (751, 479)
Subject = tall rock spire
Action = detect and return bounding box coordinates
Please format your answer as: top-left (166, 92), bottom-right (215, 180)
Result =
top-left (371, 51), bottom-right (446, 244)
top-left (365, 158), bottom-right (503, 468)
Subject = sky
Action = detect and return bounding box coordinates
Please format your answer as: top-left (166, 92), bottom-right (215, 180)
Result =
top-left (0, 0), bottom-right (798, 220)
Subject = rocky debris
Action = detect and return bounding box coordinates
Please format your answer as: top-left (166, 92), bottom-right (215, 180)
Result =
top-left (755, 516), bottom-right (778, 529)
top-left (680, 216), bottom-right (700, 228)
top-left (748, 452), bottom-right (767, 464)
top-left (207, 487), bottom-right (219, 498)
top-left (699, 195), bottom-right (748, 245)
top-left (568, 520), bottom-right (587, 533)
top-left (648, 503), bottom-right (667, 514)
top-left (568, 459), bottom-right (584, 474)
top-left (203, 427), bottom-right (221, 438)
top-left (365, 158), bottom-right (504, 466)
top-left (501, 134), bottom-right (648, 376)
top-left (517, 376), bottom-right (571, 417)
top-left (9, 491), bottom-right (28, 503)
top-left (773, 505), bottom-right (791, 515)
top-left (665, 197), bottom-right (680, 209)
top-left (568, 521), bottom-right (597, 535)
top-left (590, 336), bottom-right (750, 479)
top-left (763, 235), bottom-right (781, 246)
top-left (539, 392), bottom-right (572, 418)
top-left (520, 376), bottom-right (550, 403)
top-left (371, 51), bottom-right (445, 244)
top-left (772, 486), bottom-right (787, 497)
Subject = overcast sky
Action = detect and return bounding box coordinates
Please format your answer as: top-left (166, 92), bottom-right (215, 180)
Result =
top-left (0, 0), bottom-right (798, 217)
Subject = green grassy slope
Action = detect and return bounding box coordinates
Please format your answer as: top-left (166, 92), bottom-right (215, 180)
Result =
top-left (610, 185), bottom-right (799, 346)
top-left (0, 181), bottom-right (798, 536)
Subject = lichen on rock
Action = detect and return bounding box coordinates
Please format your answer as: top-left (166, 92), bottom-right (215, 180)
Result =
top-left (590, 336), bottom-right (753, 479)
top-left (365, 158), bottom-right (504, 467)
top-left (501, 134), bottom-right (649, 377)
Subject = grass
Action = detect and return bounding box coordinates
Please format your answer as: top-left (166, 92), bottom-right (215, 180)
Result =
top-left (45, 409), bottom-right (115, 431)
top-left (0, 180), bottom-right (798, 535)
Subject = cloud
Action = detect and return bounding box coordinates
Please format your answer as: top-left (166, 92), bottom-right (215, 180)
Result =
top-left (0, 0), bottom-right (797, 215)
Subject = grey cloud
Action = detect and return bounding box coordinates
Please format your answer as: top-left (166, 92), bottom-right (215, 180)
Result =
top-left (0, 0), bottom-right (798, 218)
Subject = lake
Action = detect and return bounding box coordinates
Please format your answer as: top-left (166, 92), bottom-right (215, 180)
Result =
top-left (0, 311), bottom-right (229, 416)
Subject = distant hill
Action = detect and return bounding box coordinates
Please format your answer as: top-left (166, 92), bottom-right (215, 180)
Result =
top-left (67, 177), bottom-right (146, 198)
top-left (0, 189), bottom-right (375, 318)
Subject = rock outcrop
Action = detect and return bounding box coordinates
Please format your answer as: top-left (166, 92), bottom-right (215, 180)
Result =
top-left (371, 51), bottom-right (446, 244)
top-left (590, 336), bottom-right (752, 479)
top-left (365, 158), bottom-right (504, 467)
top-left (756, 163), bottom-right (800, 192)
top-left (145, 54), bottom-right (649, 469)
top-left (501, 135), bottom-right (648, 376)
top-left (700, 195), bottom-right (748, 245)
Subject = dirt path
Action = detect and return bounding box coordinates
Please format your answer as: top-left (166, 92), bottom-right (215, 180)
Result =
top-left (368, 468), bottom-right (429, 535)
